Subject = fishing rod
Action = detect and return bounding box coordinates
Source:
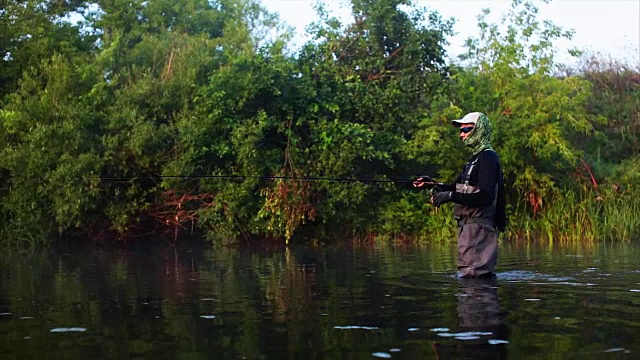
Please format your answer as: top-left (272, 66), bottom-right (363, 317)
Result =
top-left (50, 175), bottom-right (444, 200)
top-left (94, 174), bottom-right (445, 186)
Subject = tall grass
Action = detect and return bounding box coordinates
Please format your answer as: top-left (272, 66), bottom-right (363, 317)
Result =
top-left (506, 187), bottom-right (640, 244)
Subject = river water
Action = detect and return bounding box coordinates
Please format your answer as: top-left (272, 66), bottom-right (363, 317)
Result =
top-left (1, 240), bottom-right (639, 359)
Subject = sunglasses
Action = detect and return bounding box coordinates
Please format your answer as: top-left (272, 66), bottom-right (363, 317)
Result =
top-left (459, 126), bottom-right (474, 134)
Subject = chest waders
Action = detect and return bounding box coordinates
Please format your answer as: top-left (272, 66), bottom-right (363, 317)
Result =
top-left (453, 150), bottom-right (499, 278)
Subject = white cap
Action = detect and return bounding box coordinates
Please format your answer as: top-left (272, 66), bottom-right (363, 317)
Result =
top-left (451, 112), bottom-right (483, 127)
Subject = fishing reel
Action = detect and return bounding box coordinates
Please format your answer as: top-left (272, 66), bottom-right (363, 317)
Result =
top-left (414, 176), bottom-right (444, 195)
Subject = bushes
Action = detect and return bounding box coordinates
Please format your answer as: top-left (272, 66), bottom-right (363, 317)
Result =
top-left (0, 0), bottom-right (639, 244)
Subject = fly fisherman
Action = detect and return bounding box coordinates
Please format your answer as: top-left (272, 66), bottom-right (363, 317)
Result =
top-left (413, 112), bottom-right (507, 278)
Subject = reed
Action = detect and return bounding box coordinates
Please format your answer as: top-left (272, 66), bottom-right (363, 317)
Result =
top-left (506, 186), bottom-right (640, 244)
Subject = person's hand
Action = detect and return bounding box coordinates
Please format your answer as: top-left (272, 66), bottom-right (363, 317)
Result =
top-left (413, 175), bottom-right (434, 189)
top-left (431, 191), bottom-right (453, 206)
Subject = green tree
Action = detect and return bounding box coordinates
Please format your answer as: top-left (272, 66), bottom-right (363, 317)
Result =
top-left (576, 56), bottom-right (640, 186)
top-left (0, 55), bottom-right (102, 239)
top-left (0, 0), bottom-right (283, 239)
top-left (0, 0), bottom-right (93, 99)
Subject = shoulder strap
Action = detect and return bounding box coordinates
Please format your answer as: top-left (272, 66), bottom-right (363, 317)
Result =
top-left (464, 149), bottom-right (493, 186)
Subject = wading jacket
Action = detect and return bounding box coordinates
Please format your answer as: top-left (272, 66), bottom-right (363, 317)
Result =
top-left (441, 149), bottom-right (506, 230)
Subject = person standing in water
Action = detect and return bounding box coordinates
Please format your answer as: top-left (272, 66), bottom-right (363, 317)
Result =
top-left (414, 112), bottom-right (507, 278)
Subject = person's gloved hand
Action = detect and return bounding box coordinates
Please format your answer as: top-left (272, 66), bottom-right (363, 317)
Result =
top-left (431, 191), bottom-right (453, 206)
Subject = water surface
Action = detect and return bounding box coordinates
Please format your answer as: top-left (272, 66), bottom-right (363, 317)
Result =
top-left (1, 240), bottom-right (639, 359)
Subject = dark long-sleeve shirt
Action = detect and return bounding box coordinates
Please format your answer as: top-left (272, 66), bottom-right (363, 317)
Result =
top-left (441, 150), bottom-right (500, 207)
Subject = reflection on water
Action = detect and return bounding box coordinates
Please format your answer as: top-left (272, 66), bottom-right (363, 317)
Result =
top-left (0, 240), bottom-right (639, 359)
top-left (433, 278), bottom-right (508, 359)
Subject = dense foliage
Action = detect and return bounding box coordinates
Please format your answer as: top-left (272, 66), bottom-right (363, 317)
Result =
top-left (0, 0), bottom-right (638, 244)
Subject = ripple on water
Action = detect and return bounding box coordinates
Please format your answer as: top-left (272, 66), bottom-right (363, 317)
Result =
top-left (333, 326), bottom-right (379, 330)
top-left (488, 339), bottom-right (509, 345)
top-left (437, 331), bottom-right (493, 338)
top-left (372, 352), bottom-right (391, 358)
top-left (50, 327), bottom-right (87, 333)
top-left (497, 270), bottom-right (575, 282)
top-left (455, 336), bottom-right (480, 340)
top-left (430, 327), bottom-right (450, 332)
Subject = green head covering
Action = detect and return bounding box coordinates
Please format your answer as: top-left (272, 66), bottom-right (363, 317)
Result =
top-left (451, 112), bottom-right (494, 155)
